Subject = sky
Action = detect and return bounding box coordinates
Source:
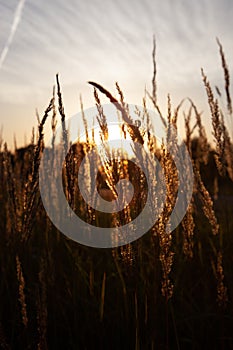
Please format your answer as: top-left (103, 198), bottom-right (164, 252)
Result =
top-left (0, 0), bottom-right (233, 149)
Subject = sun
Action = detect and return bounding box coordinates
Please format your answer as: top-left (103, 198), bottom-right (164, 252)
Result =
top-left (78, 122), bottom-right (136, 157)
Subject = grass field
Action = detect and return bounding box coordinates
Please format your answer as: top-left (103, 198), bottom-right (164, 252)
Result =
top-left (0, 39), bottom-right (233, 349)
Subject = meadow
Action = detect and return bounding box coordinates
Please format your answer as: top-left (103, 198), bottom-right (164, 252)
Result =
top-left (0, 39), bottom-right (233, 349)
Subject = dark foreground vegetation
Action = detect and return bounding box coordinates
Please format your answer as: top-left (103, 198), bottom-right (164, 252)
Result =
top-left (0, 39), bottom-right (233, 349)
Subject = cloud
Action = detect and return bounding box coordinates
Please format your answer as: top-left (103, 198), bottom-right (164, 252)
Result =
top-left (0, 0), bottom-right (233, 148)
top-left (0, 0), bottom-right (26, 70)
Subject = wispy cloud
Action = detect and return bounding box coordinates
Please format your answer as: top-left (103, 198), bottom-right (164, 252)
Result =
top-left (0, 0), bottom-right (26, 70)
top-left (0, 0), bottom-right (233, 148)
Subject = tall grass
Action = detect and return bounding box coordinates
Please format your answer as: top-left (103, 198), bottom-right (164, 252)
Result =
top-left (0, 39), bottom-right (233, 349)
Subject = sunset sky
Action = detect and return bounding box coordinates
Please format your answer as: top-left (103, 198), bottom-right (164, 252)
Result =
top-left (0, 0), bottom-right (233, 149)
